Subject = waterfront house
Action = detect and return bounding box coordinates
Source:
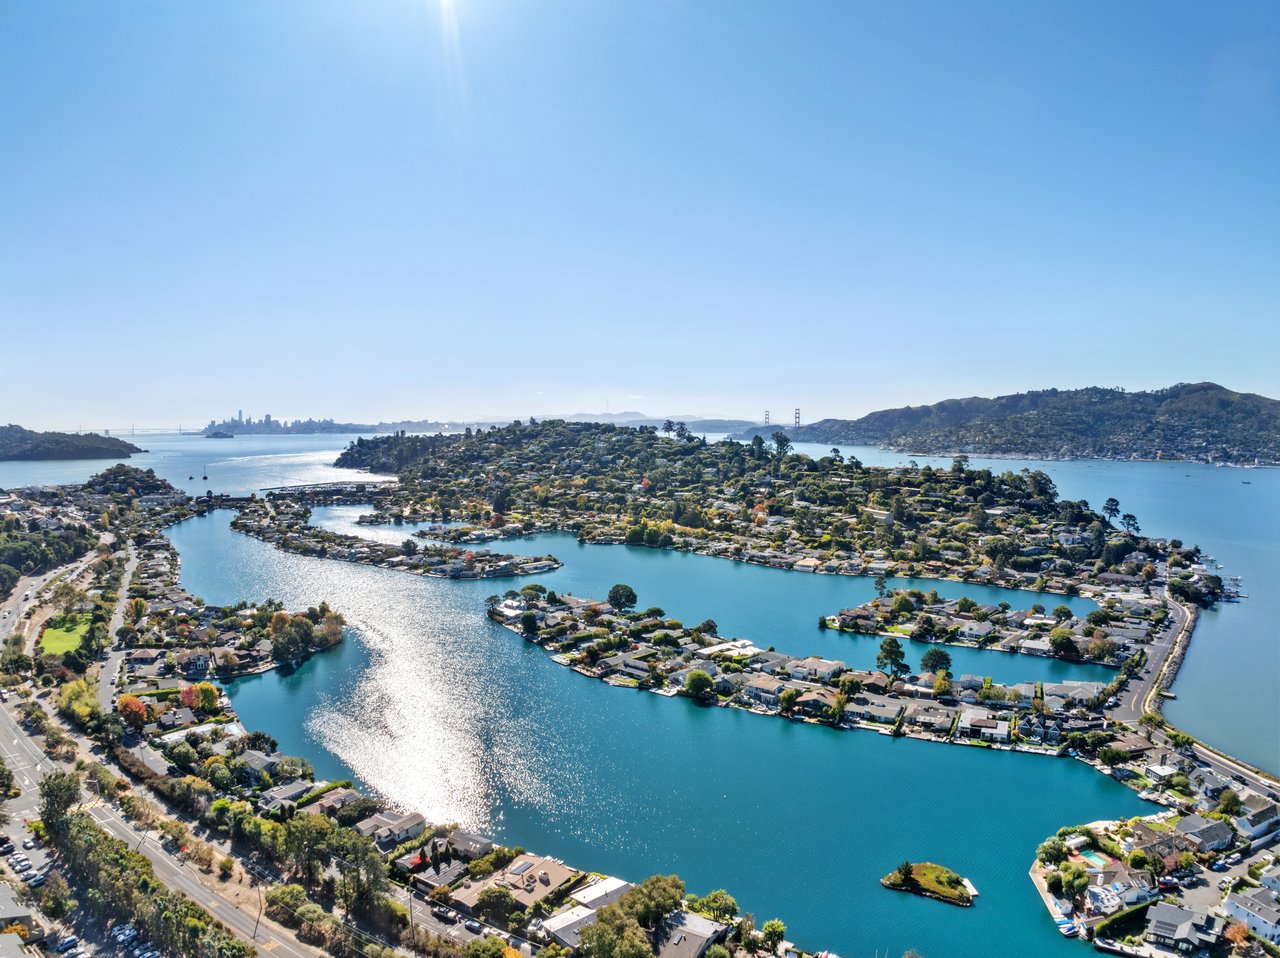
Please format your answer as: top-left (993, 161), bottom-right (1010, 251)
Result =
top-left (1260, 863), bottom-right (1280, 895)
top-left (174, 649), bottom-right (210, 676)
top-left (311, 786), bottom-right (361, 816)
top-left (571, 876), bottom-right (633, 910)
top-left (1110, 732), bottom-right (1155, 760)
top-left (1143, 902), bottom-right (1223, 953)
top-left (847, 700), bottom-right (901, 724)
top-left (742, 675), bottom-right (786, 707)
top-left (448, 831), bottom-right (495, 860)
top-left (1235, 796), bottom-right (1280, 841)
top-left (750, 650), bottom-right (796, 674)
top-left (957, 707), bottom-right (1010, 742)
top-left (786, 657), bottom-right (845, 682)
top-left (259, 779), bottom-right (322, 815)
top-left (1188, 769), bottom-right (1231, 808)
top-left (795, 687), bottom-right (840, 718)
top-left (1174, 814), bottom-right (1233, 852)
top-left (543, 904), bottom-right (599, 949)
top-left (453, 853), bottom-right (577, 914)
top-left (957, 620), bottom-right (994, 642)
top-left (1223, 888), bottom-right (1280, 943)
top-left (354, 810), bottom-right (427, 848)
top-left (238, 749), bottom-right (281, 782)
top-left (904, 704), bottom-right (956, 736)
top-left (651, 910), bottom-right (729, 958)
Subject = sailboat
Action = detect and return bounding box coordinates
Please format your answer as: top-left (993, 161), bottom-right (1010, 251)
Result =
top-left (201, 465), bottom-right (208, 480)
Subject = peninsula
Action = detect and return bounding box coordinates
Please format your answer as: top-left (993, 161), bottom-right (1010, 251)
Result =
top-left (0, 423), bottom-right (142, 461)
top-left (734, 383), bottom-right (1280, 465)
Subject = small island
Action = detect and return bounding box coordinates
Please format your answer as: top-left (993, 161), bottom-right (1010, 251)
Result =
top-left (881, 861), bottom-right (975, 907)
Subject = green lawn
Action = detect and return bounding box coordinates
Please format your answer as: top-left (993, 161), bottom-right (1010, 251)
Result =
top-left (882, 862), bottom-right (972, 905)
top-left (40, 615), bottom-right (89, 654)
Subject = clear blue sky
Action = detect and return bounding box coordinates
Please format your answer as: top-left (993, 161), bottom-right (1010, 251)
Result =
top-left (1, 1), bottom-right (1277, 430)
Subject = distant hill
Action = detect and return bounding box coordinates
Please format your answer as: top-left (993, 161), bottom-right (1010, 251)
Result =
top-left (0, 424), bottom-right (142, 461)
top-left (735, 384), bottom-right (1280, 464)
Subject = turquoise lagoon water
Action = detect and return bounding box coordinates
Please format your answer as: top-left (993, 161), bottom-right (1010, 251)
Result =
top-left (4, 432), bottom-right (1275, 957)
top-left (167, 509), bottom-right (1146, 958)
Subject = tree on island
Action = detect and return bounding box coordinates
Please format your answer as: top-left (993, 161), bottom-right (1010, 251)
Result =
top-left (895, 861), bottom-right (914, 884)
top-left (608, 584), bottom-right (638, 611)
top-left (876, 637), bottom-right (908, 678)
top-left (919, 647), bottom-right (951, 677)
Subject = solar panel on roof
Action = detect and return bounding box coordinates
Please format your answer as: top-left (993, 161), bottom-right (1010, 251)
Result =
top-left (510, 860), bottom-right (533, 876)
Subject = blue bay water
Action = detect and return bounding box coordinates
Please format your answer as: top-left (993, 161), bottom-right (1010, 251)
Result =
top-left (167, 508), bottom-right (1146, 958)
top-left (4, 433), bottom-right (1275, 958)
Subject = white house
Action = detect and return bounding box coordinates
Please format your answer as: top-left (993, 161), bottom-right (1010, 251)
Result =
top-left (1223, 888), bottom-right (1280, 943)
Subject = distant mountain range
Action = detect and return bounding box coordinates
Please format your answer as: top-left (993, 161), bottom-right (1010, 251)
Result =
top-left (734, 384), bottom-right (1280, 464)
top-left (0, 424), bottom-right (142, 461)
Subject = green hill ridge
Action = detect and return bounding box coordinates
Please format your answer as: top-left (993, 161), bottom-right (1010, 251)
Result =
top-left (739, 383), bottom-right (1278, 464)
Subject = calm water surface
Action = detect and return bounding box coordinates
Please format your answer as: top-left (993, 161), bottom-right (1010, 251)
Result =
top-left (168, 509), bottom-right (1145, 958)
top-left (4, 433), bottom-right (1274, 958)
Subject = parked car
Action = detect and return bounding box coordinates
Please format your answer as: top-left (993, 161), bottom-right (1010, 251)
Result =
top-left (431, 906), bottom-right (457, 923)
top-left (56, 937), bottom-right (79, 953)
top-left (27, 875), bottom-right (46, 889)
top-left (464, 920), bottom-right (483, 934)
top-left (1157, 877), bottom-right (1180, 891)
top-left (1210, 861), bottom-right (1229, 872)
top-left (22, 838), bottom-right (36, 849)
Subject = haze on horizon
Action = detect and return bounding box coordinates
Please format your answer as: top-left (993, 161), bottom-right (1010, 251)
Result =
top-left (1, 1), bottom-right (1277, 432)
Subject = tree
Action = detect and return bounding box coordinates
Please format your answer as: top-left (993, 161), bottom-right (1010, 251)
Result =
top-left (896, 860), bottom-right (914, 884)
top-left (1096, 746), bottom-right (1128, 767)
top-left (117, 694), bottom-right (148, 730)
top-left (1121, 513), bottom-right (1140, 536)
top-left (683, 670), bottom-right (713, 700)
top-left (285, 812), bottom-right (334, 886)
top-left (474, 887), bottom-right (517, 926)
top-left (37, 870), bottom-right (74, 918)
top-left (770, 432), bottom-right (792, 459)
top-left (1225, 921), bottom-right (1251, 951)
top-left (578, 904), bottom-right (653, 958)
top-left (621, 874), bottom-right (685, 928)
top-left (779, 688), bottom-right (799, 714)
top-left (1052, 605), bottom-right (1072, 622)
top-left (270, 610), bottom-right (292, 636)
top-left (1048, 628), bottom-right (1078, 658)
top-left (1216, 788), bottom-right (1243, 816)
top-left (876, 637), bottom-right (907, 678)
top-left (520, 611), bottom-right (539, 636)
top-left (194, 681), bottom-right (219, 712)
top-left (1037, 837), bottom-right (1069, 865)
top-left (919, 647), bottom-right (951, 676)
top-left (38, 771), bottom-right (81, 834)
top-left (1103, 498), bottom-right (1121, 524)
top-left (329, 828), bottom-right (389, 917)
top-left (695, 889), bottom-right (739, 921)
top-left (760, 919), bottom-right (786, 952)
top-left (608, 584), bottom-right (638, 611)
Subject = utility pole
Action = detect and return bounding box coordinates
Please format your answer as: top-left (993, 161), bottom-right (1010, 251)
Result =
top-left (254, 881), bottom-right (263, 939)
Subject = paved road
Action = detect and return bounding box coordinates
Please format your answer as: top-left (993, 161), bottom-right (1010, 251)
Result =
top-left (1106, 588), bottom-right (1187, 726)
top-left (0, 695), bottom-right (325, 958)
top-left (96, 542), bottom-right (139, 712)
